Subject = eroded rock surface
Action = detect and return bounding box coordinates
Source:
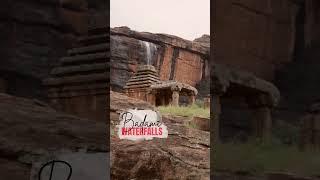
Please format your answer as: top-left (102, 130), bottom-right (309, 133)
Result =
top-left (215, 0), bottom-right (303, 81)
top-left (110, 91), bottom-right (155, 112)
top-left (110, 92), bottom-right (210, 180)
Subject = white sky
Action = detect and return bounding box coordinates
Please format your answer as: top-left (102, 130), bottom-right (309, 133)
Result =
top-left (110, 0), bottom-right (210, 41)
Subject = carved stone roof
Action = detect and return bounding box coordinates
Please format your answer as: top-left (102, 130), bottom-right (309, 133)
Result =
top-left (150, 81), bottom-right (198, 95)
top-left (212, 63), bottom-right (280, 106)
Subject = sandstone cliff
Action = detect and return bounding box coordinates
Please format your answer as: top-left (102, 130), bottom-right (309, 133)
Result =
top-left (215, 0), bottom-right (303, 81)
top-left (275, 0), bottom-right (320, 111)
top-left (0, 0), bottom-right (91, 99)
top-left (110, 27), bottom-right (210, 95)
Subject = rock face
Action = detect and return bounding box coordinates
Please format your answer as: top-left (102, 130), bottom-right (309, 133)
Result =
top-left (274, 0), bottom-right (320, 111)
top-left (194, 34), bottom-right (210, 45)
top-left (213, 0), bottom-right (320, 143)
top-left (215, 0), bottom-right (303, 81)
top-left (110, 27), bottom-right (210, 94)
top-left (0, 93), bottom-right (107, 180)
top-left (0, 0), bottom-right (89, 99)
top-left (305, 0), bottom-right (320, 47)
top-left (110, 92), bottom-right (210, 179)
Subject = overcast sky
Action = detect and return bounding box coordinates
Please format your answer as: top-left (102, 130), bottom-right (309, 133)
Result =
top-left (110, 0), bottom-right (210, 40)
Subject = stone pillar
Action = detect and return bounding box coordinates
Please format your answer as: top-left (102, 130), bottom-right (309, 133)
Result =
top-left (299, 103), bottom-right (320, 151)
top-left (188, 94), bottom-right (195, 106)
top-left (212, 78), bottom-right (227, 144)
top-left (172, 90), bottom-right (179, 106)
top-left (247, 94), bottom-right (273, 143)
top-left (299, 114), bottom-right (314, 151)
top-left (252, 106), bottom-right (272, 142)
top-left (148, 90), bottom-right (156, 106)
top-left (160, 95), bottom-right (166, 106)
top-left (0, 78), bottom-right (7, 93)
top-left (204, 95), bottom-right (210, 109)
top-left (212, 94), bottom-right (222, 144)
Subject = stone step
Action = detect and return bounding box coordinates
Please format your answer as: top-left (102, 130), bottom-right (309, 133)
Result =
top-left (48, 82), bottom-right (108, 93)
top-left (78, 34), bottom-right (109, 46)
top-left (125, 80), bottom-right (158, 87)
top-left (132, 75), bottom-right (159, 80)
top-left (135, 71), bottom-right (159, 76)
top-left (124, 83), bottom-right (153, 89)
top-left (128, 78), bottom-right (160, 84)
top-left (130, 73), bottom-right (159, 78)
top-left (51, 63), bottom-right (108, 76)
top-left (68, 43), bottom-right (109, 55)
top-left (61, 52), bottom-right (109, 65)
top-left (44, 73), bottom-right (108, 86)
top-left (125, 80), bottom-right (157, 86)
top-left (127, 76), bottom-right (160, 83)
top-left (125, 88), bottom-right (150, 93)
top-left (48, 88), bottom-right (107, 98)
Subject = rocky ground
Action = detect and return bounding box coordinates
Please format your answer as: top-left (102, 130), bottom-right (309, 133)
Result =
top-left (110, 91), bottom-right (210, 180)
top-left (0, 91), bottom-right (209, 179)
top-left (213, 171), bottom-right (320, 180)
top-left (0, 93), bottom-right (107, 180)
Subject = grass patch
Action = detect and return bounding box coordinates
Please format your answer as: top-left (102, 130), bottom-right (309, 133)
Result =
top-left (158, 104), bottom-right (210, 118)
top-left (214, 141), bottom-right (320, 176)
top-left (110, 128), bottom-right (115, 136)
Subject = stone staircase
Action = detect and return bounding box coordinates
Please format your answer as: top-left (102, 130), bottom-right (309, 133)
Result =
top-left (43, 27), bottom-right (109, 121)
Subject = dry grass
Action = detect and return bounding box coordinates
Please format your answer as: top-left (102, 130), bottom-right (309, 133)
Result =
top-left (214, 141), bottom-right (320, 176)
top-left (158, 103), bottom-right (210, 118)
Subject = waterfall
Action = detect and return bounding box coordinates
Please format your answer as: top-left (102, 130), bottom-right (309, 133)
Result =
top-left (144, 41), bottom-right (152, 65)
top-left (140, 41), bottom-right (157, 65)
